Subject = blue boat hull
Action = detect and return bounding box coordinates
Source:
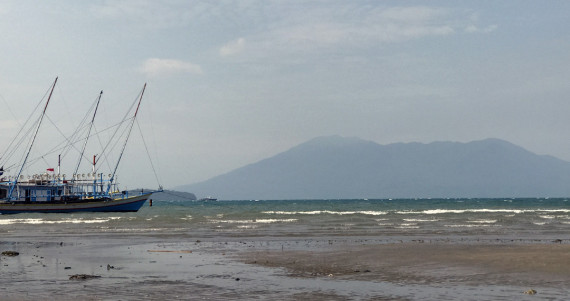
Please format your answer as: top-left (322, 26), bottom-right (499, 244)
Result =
top-left (0, 193), bottom-right (151, 214)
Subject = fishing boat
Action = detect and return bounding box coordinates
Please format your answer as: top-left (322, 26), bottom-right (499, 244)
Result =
top-left (0, 77), bottom-right (162, 214)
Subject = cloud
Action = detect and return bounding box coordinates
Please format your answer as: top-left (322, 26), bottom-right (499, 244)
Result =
top-left (90, 0), bottom-right (205, 29)
top-left (254, 6), bottom-right (456, 54)
top-left (378, 6), bottom-right (448, 23)
top-left (139, 58), bottom-right (202, 77)
top-left (465, 24), bottom-right (498, 33)
top-left (220, 38), bottom-right (246, 57)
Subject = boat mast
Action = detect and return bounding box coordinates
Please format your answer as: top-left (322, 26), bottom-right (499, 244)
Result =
top-left (8, 77), bottom-right (58, 200)
top-left (93, 154), bottom-right (97, 197)
top-left (107, 83), bottom-right (146, 193)
top-left (72, 90), bottom-right (103, 183)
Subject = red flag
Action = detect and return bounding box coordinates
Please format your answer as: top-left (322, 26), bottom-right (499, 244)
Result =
top-left (47, 168), bottom-right (54, 172)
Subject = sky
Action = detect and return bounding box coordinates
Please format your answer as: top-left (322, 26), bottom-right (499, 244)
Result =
top-left (1, 1), bottom-right (570, 190)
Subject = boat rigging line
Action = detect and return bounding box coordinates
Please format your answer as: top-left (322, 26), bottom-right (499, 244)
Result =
top-left (1, 115), bottom-right (135, 174)
top-left (0, 82), bottom-right (54, 166)
top-left (72, 90), bottom-right (103, 182)
top-left (94, 85), bottom-right (144, 169)
top-left (107, 83), bottom-right (147, 194)
top-left (136, 119), bottom-right (162, 189)
top-left (58, 90), bottom-right (106, 165)
top-left (8, 77), bottom-right (58, 200)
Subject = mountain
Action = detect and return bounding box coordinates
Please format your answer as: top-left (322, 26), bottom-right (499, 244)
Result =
top-left (176, 136), bottom-right (570, 199)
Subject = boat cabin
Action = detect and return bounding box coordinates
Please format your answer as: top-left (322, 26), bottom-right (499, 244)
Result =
top-left (0, 183), bottom-right (63, 202)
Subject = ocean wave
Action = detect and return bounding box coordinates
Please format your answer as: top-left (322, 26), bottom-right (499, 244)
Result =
top-left (444, 224), bottom-right (497, 228)
top-left (237, 225), bottom-right (258, 229)
top-left (403, 218), bottom-right (440, 222)
top-left (539, 215), bottom-right (555, 219)
top-left (211, 218), bottom-right (298, 224)
top-left (262, 210), bottom-right (387, 216)
top-left (0, 218), bottom-right (109, 225)
top-left (395, 223), bottom-right (420, 229)
top-left (100, 227), bottom-right (181, 232)
top-left (397, 209), bottom-right (570, 215)
top-left (467, 220), bottom-right (497, 224)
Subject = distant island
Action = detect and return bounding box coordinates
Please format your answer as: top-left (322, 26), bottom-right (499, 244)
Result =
top-left (176, 136), bottom-right (570, 200)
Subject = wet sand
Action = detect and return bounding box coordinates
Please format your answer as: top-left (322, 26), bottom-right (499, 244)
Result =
top-left (1, 234), bottom-right (569, 300)
top-left (243, 242), bottom-right (570, 287)
top-left (0, 236), bottom-right (249, 300)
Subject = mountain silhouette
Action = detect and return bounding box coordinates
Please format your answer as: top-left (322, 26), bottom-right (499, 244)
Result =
top-left (176, 136), bottom-right (570, 200)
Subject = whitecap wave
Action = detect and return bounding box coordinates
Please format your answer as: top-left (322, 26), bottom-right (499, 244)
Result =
top-left (395, 223), bottom-right (420, 229)
top-left (468, 220), bottom-right (497, 224)
top-left (211, 218), bottom-right (297, 224)
top-left (403, 218), bottom-right (439, 222)
top-left (444, 224), bottom-right (496, 228)
top-left (398, 209), bottom-right (570, 215)
top-left (262, 210), bottom-right (387, 216)
top-left (0, 218), bottom-right (109, 225)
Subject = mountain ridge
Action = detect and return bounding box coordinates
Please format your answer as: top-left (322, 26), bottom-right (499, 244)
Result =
top-left (176, 136), bottom-right (570, 200)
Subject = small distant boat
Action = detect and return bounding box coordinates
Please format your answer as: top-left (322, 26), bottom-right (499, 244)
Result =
top-left (0, 78), bottom-right (162, 214)
top-left (198, 196), bottom-right (217, 202)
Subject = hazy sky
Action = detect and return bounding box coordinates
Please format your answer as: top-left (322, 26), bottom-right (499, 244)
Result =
top-left (1, 1), bottom-right (570, 189)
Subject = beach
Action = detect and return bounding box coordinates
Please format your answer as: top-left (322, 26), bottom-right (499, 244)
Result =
top-left (243, 241), bottom-right (570, 288)
top-left (1, 198), bottom-right (570, 300)
top-left (1, 233), bottom-right (569, 300)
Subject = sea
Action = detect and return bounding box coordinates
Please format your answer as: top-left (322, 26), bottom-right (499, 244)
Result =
top-left (2, 197), bottom-right (569, 241)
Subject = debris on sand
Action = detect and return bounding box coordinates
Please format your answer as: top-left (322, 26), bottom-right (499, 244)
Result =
top-left (69, 274), bottom-right (101, 281)
top-left (524, 289), bottom-right (537, 295)
top-left (1, 251), bottom-right (19, 257)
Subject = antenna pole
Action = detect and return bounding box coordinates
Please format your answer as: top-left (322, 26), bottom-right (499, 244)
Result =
top-left (57, 154), bottom-right (61, 183)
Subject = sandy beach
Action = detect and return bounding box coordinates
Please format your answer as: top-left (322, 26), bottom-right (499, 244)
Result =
top-left (1, 233), bottom-right (569, 300)
top-left (242, 242), bottom-right (570, 287)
